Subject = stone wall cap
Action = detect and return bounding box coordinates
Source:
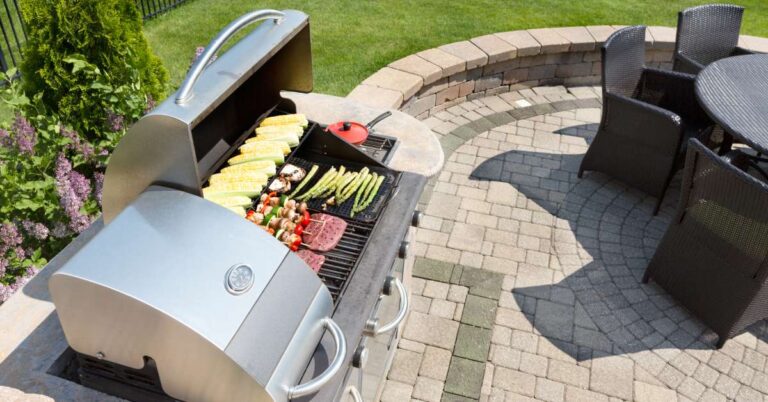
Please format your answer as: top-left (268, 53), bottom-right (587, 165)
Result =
top-left (585, 25), bottom-right (618, 46)
top-left (389, 54), bottom-right (444, 86)
top-left (527, 28), bottom-right (571, 54)
top-left (348, 83), bottom-right (404, 110)
top-left (439, 41), bottom-right (490, 70)
top-left (551, 26), bottom-right (596, 52)
top-left (646, 26), bottom-right (676, 50)
top-left (611, 25), bottom-right (654, 47)
top-left (471, 34), bottom-right (518, 64)
top-left (495, 30), bottom-right (541, 57)
top-left (362, 66), bottom-right (423, 100)
top-left (739, 34), bottom-right (768, 53)
top-left (417, 47), bottom-right (467, 77)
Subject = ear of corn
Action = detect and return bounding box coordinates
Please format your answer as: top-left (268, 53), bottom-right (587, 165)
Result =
top-left (204, 195), bottom-right (253, 208)
top-left (228, 148), bottom-right (284, 165)
top-left (259, 113), bottom-right (308, 128)
top-left (209, 171), bottom-right (268, 186)
top-left (246, 131), bottom-right (300, 146)
top-left (239, 139), bottom-right (292, 154)
top-left (203, 182), bottom-right (263, 198)
top-left (220, 160), bottom-right (276, 175)
top-left (254, 124), bottom-right (304, 137)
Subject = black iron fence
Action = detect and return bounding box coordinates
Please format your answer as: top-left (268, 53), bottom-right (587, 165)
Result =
top-left (0, 0), bottom-right (189, 72)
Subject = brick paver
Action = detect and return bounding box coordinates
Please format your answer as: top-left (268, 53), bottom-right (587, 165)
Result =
top-left (384, 86), bottom-right (768, 401)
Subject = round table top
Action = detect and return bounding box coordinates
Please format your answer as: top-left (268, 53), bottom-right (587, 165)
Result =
top-left (696, 54), bottom-right (768, 155)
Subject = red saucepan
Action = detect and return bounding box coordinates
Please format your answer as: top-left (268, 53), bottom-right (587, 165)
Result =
top-left (326, 111), bottom-right (392, 145)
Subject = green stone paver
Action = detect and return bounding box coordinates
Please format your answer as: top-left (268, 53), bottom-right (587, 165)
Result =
top-left (413, 257), bottom-right (455, 282)
top-left (461, 294), bottom-right (497, 329)
top-left (454, 324), bottom-right (492, 362)
top-left (450, 264), bottom-right (464, 284)
top-left (467, 117), bottom-right (496, 133)
top-left (510, 107), bottom-right (536, 120)
top-left (452, 125), bottom-right (478, 140)
top-left (486, 111), bottom-right (515, 126)
top-left (439, 133), bottom-right (466, 154)
top-left (444, 356), bottom-right (485, 399)
top-left (441, 392), bottom-right (477, 402)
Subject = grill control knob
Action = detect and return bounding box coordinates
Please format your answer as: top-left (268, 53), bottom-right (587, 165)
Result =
top-left (383, 276), bottom-right (396, 296)
top-left (363, 318), bottom-right (379, 336)
top-left (399, 241), bottom-right (409, 259)
top-left (412, 210), bottom-right (423, 227)
top-left (352, 345), bottom-right (368, 369)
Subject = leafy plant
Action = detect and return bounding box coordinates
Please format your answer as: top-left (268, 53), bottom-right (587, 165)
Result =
top-left (18, 0), bottom-right (167, 141)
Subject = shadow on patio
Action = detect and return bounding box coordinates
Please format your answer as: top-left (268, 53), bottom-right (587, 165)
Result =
top-left (470, 126), bottom-right (768, 363)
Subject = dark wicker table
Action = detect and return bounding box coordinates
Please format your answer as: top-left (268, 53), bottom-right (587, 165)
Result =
top-left (696, 54), bottom-right (768, 155)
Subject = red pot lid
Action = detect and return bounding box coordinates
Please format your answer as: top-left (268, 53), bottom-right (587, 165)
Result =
top-left (327, 121), bottom-right (368, 145)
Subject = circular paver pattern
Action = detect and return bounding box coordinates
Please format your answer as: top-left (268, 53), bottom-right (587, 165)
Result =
top-left (384, 86), bottom-right (768, 402)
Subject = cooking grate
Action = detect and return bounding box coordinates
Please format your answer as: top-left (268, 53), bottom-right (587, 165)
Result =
top-left (280, 156), bottom-right (397, 223)
top-left (311, 218), bottom-right (374, 303)
top-left (356, 133), bottom-right (399, 165)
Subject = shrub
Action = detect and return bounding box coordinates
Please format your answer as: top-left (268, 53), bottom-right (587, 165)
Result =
top-left (18, 0), bottom-right (167, 141)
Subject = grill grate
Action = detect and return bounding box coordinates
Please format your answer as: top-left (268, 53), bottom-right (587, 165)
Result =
top-left (311, 218), bottom-right (374, 302)
top-left (356, 133), bottom-right (399, 164)
top-left (282, 156), bottom-right (397, 223)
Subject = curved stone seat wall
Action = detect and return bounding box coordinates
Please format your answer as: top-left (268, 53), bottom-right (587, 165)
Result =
top-left (347, 25), bottom-right (768, 119)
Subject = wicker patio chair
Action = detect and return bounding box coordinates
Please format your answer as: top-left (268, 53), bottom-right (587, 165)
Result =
top-left (643, 138), bottom-right (768, 348)
top-left (578, 26), bottom-right (712, 214)
top-left (674, 4), bottom-right (755, 74)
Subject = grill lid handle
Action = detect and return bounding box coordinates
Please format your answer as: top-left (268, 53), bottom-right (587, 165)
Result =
top-left (287, 317), bottom-right (347, 398)
top-left (175, 9), bottom-right (286, 104)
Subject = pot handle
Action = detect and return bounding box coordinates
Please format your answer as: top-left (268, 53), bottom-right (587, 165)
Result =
top-left (365, 111), bottom-right (393, 130)
top-left (287, 318), bottom-right (347, 398)
top-left (176, 9), bottom-right (285, 104)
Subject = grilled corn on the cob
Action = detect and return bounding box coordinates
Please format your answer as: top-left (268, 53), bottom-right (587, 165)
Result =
top-left (219, 160), bottom-right (276, 175)
top-left (259, 113), bottom-right (308, 128)
top-left (209, 171), bottom-right (268, 186)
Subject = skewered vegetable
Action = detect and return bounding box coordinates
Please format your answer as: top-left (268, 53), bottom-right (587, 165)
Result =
top-left (259, 113), bottom-right (308, 128)
top-left (289, 165), bottom-right (318, 197)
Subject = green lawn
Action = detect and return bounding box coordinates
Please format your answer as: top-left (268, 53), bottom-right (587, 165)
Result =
top-left (142, 0), bottom-right (768, 98)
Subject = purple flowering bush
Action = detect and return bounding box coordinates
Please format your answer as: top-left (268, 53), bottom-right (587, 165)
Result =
top-left (0, 65), bottom-right (152, 302)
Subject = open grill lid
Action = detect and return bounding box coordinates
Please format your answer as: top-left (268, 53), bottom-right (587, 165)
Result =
top-left (102, 9), bottom-right (313, 223)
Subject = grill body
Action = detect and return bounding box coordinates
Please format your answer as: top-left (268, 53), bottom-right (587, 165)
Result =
top-left (50, 187), bottom-right (333, 402)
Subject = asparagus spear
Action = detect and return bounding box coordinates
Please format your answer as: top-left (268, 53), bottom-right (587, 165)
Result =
top-left (288, 165), bottom-right (318, 197)
top-left (297, 168), bottom-right (336, 200)
top-left (338, 169), bottom-right (368, 204)
top-left (357, 175), bottom-right (385, 212)
top-left (318, 166), bottom-right (346, 198)
top-left (351, 174), bottom-right (374, 217)
top-left (353, 172), bottom-right (378, 214)
top-left (335, 172), bottom-right (358, 198)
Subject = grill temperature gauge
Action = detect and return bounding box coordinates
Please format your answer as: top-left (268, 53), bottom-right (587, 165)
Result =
top-left (225, 264), bottom-right (254, 295)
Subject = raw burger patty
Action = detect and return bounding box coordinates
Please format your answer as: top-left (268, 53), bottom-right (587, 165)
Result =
top-left (297, 249), bottom-right (324, 273)
top-left (304, 213), bottom-right (347, 252)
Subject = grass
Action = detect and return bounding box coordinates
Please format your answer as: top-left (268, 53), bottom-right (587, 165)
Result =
top-left (142, 0), bottom-right (768, 98)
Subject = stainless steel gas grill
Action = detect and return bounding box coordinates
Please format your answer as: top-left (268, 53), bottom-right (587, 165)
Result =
top-left (48, 8), bottom-right (425, 402)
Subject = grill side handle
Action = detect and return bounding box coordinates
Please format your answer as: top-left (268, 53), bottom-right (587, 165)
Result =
top-left (176, 9), bottom-right (286, 104)
top-left (287, 318), bottom-right (347, 399)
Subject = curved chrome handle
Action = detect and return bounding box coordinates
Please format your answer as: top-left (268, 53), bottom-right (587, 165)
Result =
top-left (375, 277), bottom-right (409, 335)
top-left (288, 318), bottom-right (347, 398)
top-left (175, 9), bottom-right (285, 104)
top-left (345, 386), bottom-right (363, 402)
